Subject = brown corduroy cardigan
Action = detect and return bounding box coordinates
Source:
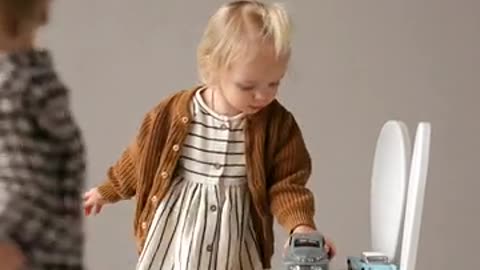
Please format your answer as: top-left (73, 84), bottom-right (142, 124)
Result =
top-left (96, 86), bottom-right (316, 268)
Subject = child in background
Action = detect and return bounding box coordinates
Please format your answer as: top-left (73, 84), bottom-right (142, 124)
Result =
top-left (83, 1), bottom-right (335, 269)
top-left (0, 1), bottom-right (87, 269)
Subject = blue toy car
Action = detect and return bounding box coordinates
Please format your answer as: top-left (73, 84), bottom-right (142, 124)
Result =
top-left (347, 251), bottom-right (398, 270)
top-left (283, 232), bottom-right (330, 270)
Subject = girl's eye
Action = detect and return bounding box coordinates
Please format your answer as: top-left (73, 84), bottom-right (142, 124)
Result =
top-left (269, 81), bottom-right (280, 88)
top-left (238, 84), bottom-right (255, 91)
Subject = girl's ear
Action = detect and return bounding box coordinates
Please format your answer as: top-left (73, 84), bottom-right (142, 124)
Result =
top-left (204, 64), bottom-right (221, 87)
top-left (207, 74), bottom-right (219, 88)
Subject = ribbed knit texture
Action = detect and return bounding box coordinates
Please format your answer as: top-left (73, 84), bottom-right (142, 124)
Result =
top-left (97, 86), bottom-right (315, 268)
top-left (136, 90), bottom-right (263, 270)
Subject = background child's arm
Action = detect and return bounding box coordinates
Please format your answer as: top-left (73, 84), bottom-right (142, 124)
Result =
top-left (96, 110), bottom-right (156, 203)
top-left (268, 111), bottom-right (316, 234)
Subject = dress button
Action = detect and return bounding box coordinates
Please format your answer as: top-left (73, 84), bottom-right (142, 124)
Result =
top-left (206, 245), bottom-right (213, 252)
top-left (172, 144), bottom-right (180, 152)
top-left (161, 171), bottom-right (169, 179)
top-left (213, 163), bottom-right (222, 169)
top-left (181, 116), bottom-right (189, 124)
top-left (210, 205), bottom-right (217, 212)
top-left (151, 195), bottom-right (158, 204)
top-left (141, 222), bottom-right (147, 230)
top-left (220, 123), bottom-right (228, 130)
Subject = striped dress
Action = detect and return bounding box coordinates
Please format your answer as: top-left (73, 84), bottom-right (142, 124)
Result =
top-left (136, 90), bottom-right (264, 270)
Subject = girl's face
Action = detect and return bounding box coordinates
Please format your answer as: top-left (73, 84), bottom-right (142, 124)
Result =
top-left (210, 44), bottom-right (289, 116)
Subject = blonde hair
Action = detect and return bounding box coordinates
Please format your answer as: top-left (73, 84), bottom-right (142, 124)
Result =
top-left (197, 0), bottom-right (292, 84)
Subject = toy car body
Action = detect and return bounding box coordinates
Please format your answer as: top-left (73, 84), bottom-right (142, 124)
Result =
top-left (347, 251), bottom-right (398, 270)
top-left (283, 232), bottom-right (330, 270)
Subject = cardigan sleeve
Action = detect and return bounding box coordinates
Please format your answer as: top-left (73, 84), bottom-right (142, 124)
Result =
top-left (268, 111), bottom-right (316, 234)
top-left (97, 109), bottom-right (157, 203)
top-left (96, 89), bottom-right (189, 203)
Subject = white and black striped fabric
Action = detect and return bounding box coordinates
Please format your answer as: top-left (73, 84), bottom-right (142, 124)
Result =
top-left (136, 90), bottom-right (263, 270)
top-left (0, 49), bottom-right (86, 270)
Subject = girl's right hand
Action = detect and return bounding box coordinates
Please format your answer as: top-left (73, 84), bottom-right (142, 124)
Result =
top-left (83, 187), bottom-right (107, 216)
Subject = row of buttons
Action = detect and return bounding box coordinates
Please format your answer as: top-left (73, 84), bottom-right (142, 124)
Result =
top-left (140, 116), bottom-right (190, 232)
top-left (140, 116), bottom-right (226, 235)
top-left (158, 143), bottom-right (181, 180)
top-left (207, 186), bottom-right (218, 252)
top-left (156, 116), bottom-right (186, 203)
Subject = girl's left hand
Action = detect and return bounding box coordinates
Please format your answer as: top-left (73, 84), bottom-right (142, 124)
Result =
top-left (284, 225), bottom-right (337, 259)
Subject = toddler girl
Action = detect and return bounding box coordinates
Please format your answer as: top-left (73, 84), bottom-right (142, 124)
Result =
top-left (83, 1), bottom-right (335, 269)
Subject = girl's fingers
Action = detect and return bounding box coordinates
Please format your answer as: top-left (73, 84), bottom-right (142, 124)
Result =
top-left (84, 205), bottom-right (92, 216)
top-left (325, 240), bottom-right (336, 259)
top-left (83, 191), bottom-right (92, 200)
top-left (94, 204), bottom-right (103, 215)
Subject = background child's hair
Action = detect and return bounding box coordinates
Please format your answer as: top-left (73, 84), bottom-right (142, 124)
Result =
top-left (0, 0), bottom-right (49, 37)
top-left (197, 0), bottom-right (292, 84)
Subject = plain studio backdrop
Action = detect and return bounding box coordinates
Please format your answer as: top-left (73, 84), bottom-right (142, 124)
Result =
top-left (39, 1), bottom-right (478, 269)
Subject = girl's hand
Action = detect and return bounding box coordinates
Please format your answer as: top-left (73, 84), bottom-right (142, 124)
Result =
top-left (323, 237), bottom-right (336, 259)
top-left (284, 225), bottom-right (337, 260)
top-left (83, 187), bottom-right (107, 216)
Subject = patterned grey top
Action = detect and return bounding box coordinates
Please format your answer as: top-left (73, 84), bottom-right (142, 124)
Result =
top-left (0, 49), bottom-right (86, 270)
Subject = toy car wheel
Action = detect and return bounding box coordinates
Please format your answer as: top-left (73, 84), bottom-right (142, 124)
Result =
top-left (346, 259), bottom-right (352, 270)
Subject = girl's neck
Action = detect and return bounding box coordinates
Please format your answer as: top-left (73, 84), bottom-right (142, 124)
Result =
top-left (202, 86), bottom-right (242, 117)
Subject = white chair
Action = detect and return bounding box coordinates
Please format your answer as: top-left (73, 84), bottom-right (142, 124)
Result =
top-left (369, 121), bottom-right (431, 270)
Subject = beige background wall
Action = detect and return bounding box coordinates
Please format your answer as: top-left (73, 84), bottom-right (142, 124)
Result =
top-left (40, 0), bottom-right (479, 269)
